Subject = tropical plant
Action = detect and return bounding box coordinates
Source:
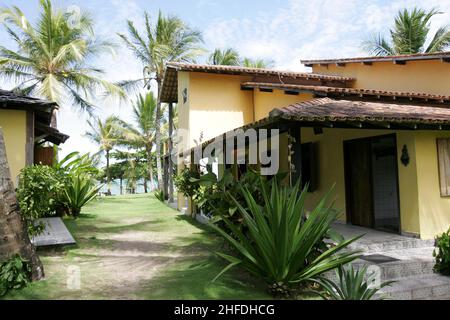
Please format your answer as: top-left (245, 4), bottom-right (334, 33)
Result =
top-left (54, 151), bottom-right (100, 177)
top-left (210, 178), bottom-right (361, 296)
top-left (154, 189), bottom-right (165, 202)
top-left (117, 92), bottom-right (157, 190)
top-left (241, 57), bottom-right (274, 69)
top-left (62, 175), bottom-right (102, 217)
top-left (0, 0), bottom-right (124, 114)
top-left (363, 7), bottom-right (450, 56)
top-left (174, 167), bottom-right (200, 198)
top-left (16, 165), bottom-right (67, 236)
top-left (433, 228), bottom-right (450, 276)
top-left (208, 48), bottom-right (240, 65)
top-left (313, 265), bottom-right (394, 300)
top-left (85, 116), bottom-right (123, 194)
top-left (118, 11), bottom-right (204, 191)
top-left (0, 255), bottom-right (31, 296)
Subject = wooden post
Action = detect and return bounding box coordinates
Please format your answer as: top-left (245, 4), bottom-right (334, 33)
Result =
top-left (289, 126), bottom-right (302, 187)
top-left (0, 128), bottom-right (44, 280)
top-left (168, 102), bottom-right (174, 203)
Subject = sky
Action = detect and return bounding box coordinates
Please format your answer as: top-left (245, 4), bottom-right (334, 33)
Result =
top-left (0, 0), bottom-right (449, 160)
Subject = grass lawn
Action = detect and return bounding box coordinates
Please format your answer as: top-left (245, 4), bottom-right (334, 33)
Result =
top-left (3, 194), bottom-right (272, 300)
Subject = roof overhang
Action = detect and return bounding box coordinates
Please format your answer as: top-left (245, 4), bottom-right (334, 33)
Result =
top-left (301, 51), bottom-right (450, 67)
top-left (241, 82), bottom-right (450, 105)
top-left (160, 62), bottom-right (356, 103)
top-left (35, 123), bottom-right (69, 145)
top-left (180, 97), bottom-right (450, 156)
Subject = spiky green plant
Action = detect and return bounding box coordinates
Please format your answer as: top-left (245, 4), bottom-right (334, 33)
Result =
top-left (62, 175), bottom-right (101, 217)
top-left (363, 7), bottom-right (450, 56)
top-left (314, 265), bottom-right (394, 300)
top-left (210, 178), bottom-right (361, 295)
top-left (0, 0), bottom-right (125, 114)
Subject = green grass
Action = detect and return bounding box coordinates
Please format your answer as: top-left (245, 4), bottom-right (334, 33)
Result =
top-left (2, 194), bottom-right (271, 300)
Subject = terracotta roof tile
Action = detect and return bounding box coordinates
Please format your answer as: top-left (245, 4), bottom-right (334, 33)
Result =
top-left (301, 51), bottom-right (450, 66)
top-left (270, 98), bottom-right (450, 125)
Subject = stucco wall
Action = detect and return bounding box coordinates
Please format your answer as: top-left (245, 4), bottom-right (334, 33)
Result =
top-left (0, 109), bottom-right (27, 184)
top-left (300, 128), bottom-right (421, 236)
top-left (253, 90), bottom-right (313, 121)
top-left (414, 131), bottom-right (450, 239)
top-left (312, 60), bottom-right (450, 95)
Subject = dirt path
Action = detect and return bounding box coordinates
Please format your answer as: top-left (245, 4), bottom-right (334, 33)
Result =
top-left (4, 195), bottom-right (269, 300)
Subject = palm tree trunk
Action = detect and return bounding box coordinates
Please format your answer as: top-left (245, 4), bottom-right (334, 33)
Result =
top-left (120, 178), bottom-right (123, 195)
top-left (146, 146), bottom-right (154, 192)
top-left (144, 177), bottom-right (148, 193)
top-left (0, 129), bottom-right (44, 280)
top-left (155, 79), bottom-right (164, 190)
top-left (168, 102), bottom-right (174, 203)
top-left (106, 150), bottom-right (111, 195)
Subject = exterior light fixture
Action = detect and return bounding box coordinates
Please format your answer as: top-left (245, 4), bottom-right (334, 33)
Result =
top-left (401, 145), bottom-right (410, 167)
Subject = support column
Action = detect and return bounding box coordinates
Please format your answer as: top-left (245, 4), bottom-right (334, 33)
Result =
top-left (289, 126), bottom-right (302, 187)
top-left (168, 102), bottom-right (174, 203)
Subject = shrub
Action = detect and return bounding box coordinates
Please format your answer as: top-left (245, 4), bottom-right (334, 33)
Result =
top-left (174, 167), bottom-right (200, 198)
top-left (210, 178), bottom-right (361, 296)
top-left (0, 255), bottom-right (32, 296)
top-left (313, 265), bottom-right (394, 300)
top-left (16, 165), bottom-right (67, 236)
top-left (433, 228), bottom-right (450, 275)
top-left (62, 175), bottom-right (102, 218)
top-left (154, 189), bottom-right (165, 202)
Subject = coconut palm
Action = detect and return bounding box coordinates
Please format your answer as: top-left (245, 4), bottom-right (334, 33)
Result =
top-left (363, 7), bottom-right (450, 56)
top-left (241, 58), bottom-right (274, 69)
top-left (118, 11), bottom-right (203, 191)
top-left (208, 48), bottom-right (240, 65)
top-left (85, 116), bottom-right (123, 194)
top-left (118, 92), bottom-right (158, 191)
top-left (0, 0), bottom-right (124, 115)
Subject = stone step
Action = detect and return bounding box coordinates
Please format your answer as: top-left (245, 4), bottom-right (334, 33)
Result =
top-left (378, 274), bottom-right (450, 300)
top-left (347, 238), bottom-right (435, 254)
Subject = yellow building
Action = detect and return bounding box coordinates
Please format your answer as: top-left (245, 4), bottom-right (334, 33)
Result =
top-left (0, 89), bottom-right (69, 184)
top-left (161, 52), bottom-right (450, 240)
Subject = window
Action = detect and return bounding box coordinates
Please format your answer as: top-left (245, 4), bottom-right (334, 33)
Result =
top-left (437, 139), bottom-right (450, 197)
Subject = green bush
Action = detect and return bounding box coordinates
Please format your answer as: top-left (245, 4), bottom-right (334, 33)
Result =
top-left (16, 165), bottom-right (67, 236)
top-left (154, 189), bottom-right (165, 202)
top-left (62, 175), bottom-right (102, 218)
top-left (314, 265), bottom-right (394, 300)
top-left (0, 255), bottom-right (32, 296)
top-left (433, 228), bottom-right (450, 275)
top-left (210, 178), bottom-right (361, 296)
top-left (174, 167), bottom-right (201, 198)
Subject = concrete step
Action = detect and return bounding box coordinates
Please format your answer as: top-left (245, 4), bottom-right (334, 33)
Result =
top-left (348, 238), bottom-right (435, 254)
top-left (378, 274), bottom-right (450, 300)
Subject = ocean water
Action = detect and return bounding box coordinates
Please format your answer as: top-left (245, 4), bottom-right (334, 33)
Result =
top-left (99, 179), bottom-right (157, 195)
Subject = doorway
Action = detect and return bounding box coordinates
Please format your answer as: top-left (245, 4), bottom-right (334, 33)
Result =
top-left (344, 134), bottom-right (401, 233)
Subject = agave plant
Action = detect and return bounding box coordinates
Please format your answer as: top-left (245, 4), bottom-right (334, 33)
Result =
top-left (154, 189), bottom-right (165, 203)
top-left (63, 175), bottom-right (102, 217)
top-left (314, 265), bottom-right (394, 300)
top-left (210, 178), bottom-right (361, 295)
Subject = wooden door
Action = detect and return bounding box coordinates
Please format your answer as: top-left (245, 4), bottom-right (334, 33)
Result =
top-left (344, 139), bottom-right (374, 228)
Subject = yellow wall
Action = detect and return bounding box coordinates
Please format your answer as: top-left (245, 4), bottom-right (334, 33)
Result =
top-left (414, 131), bottom-right (450, 239)
top-left (0, 109), bottom-right (27, 184)
top-left (188, 72), bottom-right (254, 148)
top-left (253, 90), bottom-right (313, 121)
top-left (300, 128), bottom-right (421, 236)
top-left (313, 60), bottom-right (450, 95)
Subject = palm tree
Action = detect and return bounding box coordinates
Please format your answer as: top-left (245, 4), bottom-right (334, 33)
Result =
top-left (118, 92), bottom-right (157, 191)
top-left (85, 116), bottom-right (123, 195)
top-left (118, 11), bottom-right (203, 191)
top-left (0, 0), bottom-right (124, 115)
top-left (208, 48), bottom-right (240, 65)
top-left (241, 57), bottom-right (274, 69)
top-left (363, 7), bottom-right (450, 56)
